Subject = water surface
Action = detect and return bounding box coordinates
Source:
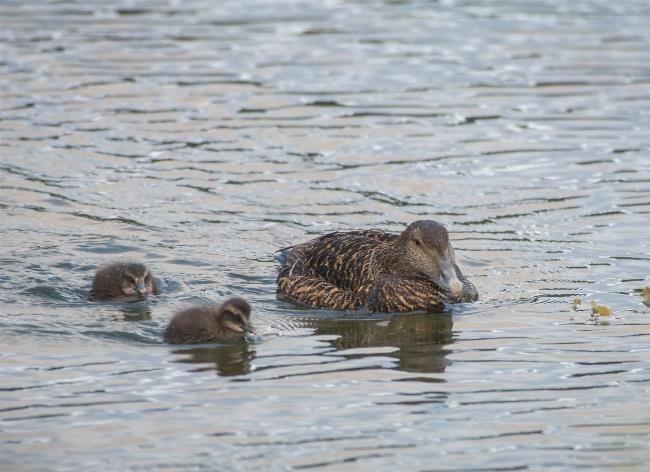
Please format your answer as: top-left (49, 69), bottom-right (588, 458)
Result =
top-left (1, 0), bottom-right (650, 470)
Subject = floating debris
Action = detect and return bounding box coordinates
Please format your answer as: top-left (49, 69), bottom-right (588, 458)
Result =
top-left (591, 301), bottom-right (613, 316)
top-left (642, 287), bottom-right (650, 307)
top-left (570, 297), bottom-right (582, 310)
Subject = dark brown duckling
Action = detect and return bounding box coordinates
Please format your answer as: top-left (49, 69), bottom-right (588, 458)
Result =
top-left (276, 220), bottom-right (478, 313)
top-left (90, 261), bottom-right (156, 301)
top-left (164, 297), bottom-right (255, 344)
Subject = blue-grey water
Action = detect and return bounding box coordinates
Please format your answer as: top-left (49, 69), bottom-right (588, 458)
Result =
top-left (1, 1), bottom-right (650, 470)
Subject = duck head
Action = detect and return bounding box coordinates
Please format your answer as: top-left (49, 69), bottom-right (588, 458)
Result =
top-left (120, 263), bottom-right (155, 297)
top-left (395, 220), bottom-right (464, 295)
top-left (217, 297), bottom-right (256, 335)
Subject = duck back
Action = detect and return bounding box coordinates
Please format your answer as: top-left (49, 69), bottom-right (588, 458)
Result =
top-left (276, 223), bottom-right (478, 313)
top-left (279, 231), bottom-right (395, 291)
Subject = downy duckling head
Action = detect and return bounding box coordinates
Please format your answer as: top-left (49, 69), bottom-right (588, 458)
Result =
top-left (216, 297), bottom-right (255, 335)
top-left (119, 262), bottom-right (155, 297)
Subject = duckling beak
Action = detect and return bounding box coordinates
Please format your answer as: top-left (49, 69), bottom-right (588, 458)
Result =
top-left (244, 323), bottom-right (256, 335)
top-left (432, 260), bottom-right (463, 295)
top-left (136, 279), bottom-right (147, 296)
top-left (223, 321), bottom-right (244, 333)
top-left (223, 319), bottom-right (256, 335)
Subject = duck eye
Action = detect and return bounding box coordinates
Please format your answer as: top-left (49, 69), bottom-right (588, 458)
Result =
top-left (414, 239), bottom-right (421, 247)
top-left (234, 313), bottom-right (248, 325)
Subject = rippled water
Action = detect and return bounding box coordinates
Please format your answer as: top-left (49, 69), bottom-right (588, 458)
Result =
top-left (2, 0), bottom-right (650, 470)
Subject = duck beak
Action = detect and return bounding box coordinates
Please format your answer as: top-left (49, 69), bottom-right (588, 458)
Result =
top-left (223, 321), bottom-right (244, 333)
top-left (432, 260), bottom-right (463, 295)
top-left (223, 319), bottom-right (255, 335)
top-left (244, 322), bottom-right (256, 335)
top-left (136, 279), bottom-right (147, 296)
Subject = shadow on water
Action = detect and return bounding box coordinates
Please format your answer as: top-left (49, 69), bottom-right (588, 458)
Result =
top-left (311, 313), bottom-right (453, 374)
top-left (171, 343), bottom-right (255, 377)
top-left (118, 303), bottom-right (153, 320)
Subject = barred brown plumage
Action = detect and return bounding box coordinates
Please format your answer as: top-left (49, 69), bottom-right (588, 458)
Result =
top-left (275, 220), bottom-right (478, 312)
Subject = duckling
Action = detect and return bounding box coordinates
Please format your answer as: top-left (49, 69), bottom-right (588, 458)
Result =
top-left (276, 220), bottom-right (478, 313)
top-left (90, 261), bottom-right (156, 301)
top-left (164, 297), bottom-right (255, 344)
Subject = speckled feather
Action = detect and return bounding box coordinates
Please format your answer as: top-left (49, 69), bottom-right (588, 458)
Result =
top-left (276, 228), bottom-right (477, 312)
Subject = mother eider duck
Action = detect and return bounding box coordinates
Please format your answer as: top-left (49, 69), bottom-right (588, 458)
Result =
top-left (276, 220), bottom-right (477, 313)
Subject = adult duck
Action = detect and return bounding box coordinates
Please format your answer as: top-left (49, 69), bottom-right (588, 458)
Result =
top-left (276, 220), bottom-right (477, 312)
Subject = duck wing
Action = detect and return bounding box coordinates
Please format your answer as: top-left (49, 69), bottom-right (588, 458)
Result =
top-left (365, 274), bottom-right (445, 313)
top-left (276, 230), bottom-right (395, 309)
top-left (276, 273), bottom-right (360, 310)
top-left (278, 231), bottom-right (388, 286)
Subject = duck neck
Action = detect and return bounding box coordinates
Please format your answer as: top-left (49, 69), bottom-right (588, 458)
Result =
top-left (382, 239), bottom-right (411, 277)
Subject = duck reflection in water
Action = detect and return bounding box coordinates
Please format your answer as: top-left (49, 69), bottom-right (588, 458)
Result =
top-left (171, 343), bottom-right (255, 377)
top-left (312, 313), bottom-right (453, 374)
top-left (119, 303), bottom-right (152, 321)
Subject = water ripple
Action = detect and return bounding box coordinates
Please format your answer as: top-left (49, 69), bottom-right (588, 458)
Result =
top-left (2, 0), bottom-right (650, 470)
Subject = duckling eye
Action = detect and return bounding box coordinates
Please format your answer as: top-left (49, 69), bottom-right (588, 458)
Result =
top-left (144, 273), bottom-right (151, 281)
